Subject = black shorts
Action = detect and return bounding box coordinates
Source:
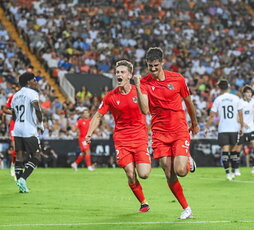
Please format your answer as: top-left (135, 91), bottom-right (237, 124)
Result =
top-left (218, 132), bottom-right (239, 147)
top-left (238, 132), bottom-right (254, 144)
top-left (14, 136), bottom-right (41, 154)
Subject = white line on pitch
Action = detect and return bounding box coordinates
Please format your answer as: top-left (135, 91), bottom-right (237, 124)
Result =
top-left (152, 174), bottom-right (254, 183)
top-left (1, 220), bottom-right (254, 227)
top-left (199, 177), bottom-right (254, 184)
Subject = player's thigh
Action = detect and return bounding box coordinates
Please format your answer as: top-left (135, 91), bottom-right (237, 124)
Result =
top-left (159, 156), bottom-right (174, 174)
top-left (79, 139), bottom-right (90, 152)
top-left (123, 161), bottom-right (136, 177)
top-left (218, 133), bottom-right (233, 149)
top-left (172, 137), bottom-right (191, 157)
top-left (23, 136), bottom-right (40, 155)
top-left (136, 163), bottom-right (151, 178)
top-left (115, 146), bottom-right (134, 168)
top-left (173, 155), bottom-right (188, 172)
top-left (152, 141), bottom-right (172, 159)
top-left (14, 137), bottom-right (25, 159)
top-left (134, 145), bottom-right (151, 165)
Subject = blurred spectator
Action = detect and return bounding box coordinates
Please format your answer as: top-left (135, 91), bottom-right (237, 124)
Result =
top-left (40, 141), bottom-right (58, 168)
top-left (1, 0), bottom-right (254, 141)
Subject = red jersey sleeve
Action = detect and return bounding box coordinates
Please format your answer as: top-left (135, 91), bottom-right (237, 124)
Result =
top-left (179, 75), bottom-right (190, 98)
top-left (98, 93), bottom-right (110, 115)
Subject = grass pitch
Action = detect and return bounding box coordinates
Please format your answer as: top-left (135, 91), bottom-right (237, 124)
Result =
top-left (0, 167), bottom-right (254, 230)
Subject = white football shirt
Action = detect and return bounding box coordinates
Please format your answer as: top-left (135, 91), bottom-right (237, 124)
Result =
top-left (240, 98), bottom-right (254, 133)
top-left (11, 87), bottom-right (39, 137)
top-left (211, 92), bottom-right (243, 133)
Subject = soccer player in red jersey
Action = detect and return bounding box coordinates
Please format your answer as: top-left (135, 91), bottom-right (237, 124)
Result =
top-left (71, 109), bottom-right (94, 171)
top-left (134, 47), bottom-right (200, 219)
top-left (3, 94), bottom-right (17, 179)
top-left (86, 60), bottom-right (151, 212)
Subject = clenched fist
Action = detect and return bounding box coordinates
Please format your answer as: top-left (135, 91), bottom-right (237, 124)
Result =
top-left (133, 74), bottom-right (141, 86)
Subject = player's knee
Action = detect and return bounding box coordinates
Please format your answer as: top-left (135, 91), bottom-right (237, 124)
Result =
top-left (16, 151), bottom-right (24, 161)
top-left (138, 172), bottom-right (149, 180)
top-left (175, 168), bottom-right (187, 177)
top-left (126, 171), bottom-right (135, 180)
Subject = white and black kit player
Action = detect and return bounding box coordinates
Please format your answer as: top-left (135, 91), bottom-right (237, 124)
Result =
top-left (206, 79), bottom-right (244, 181)
top-left (11, 72), bottom-right (44, 193)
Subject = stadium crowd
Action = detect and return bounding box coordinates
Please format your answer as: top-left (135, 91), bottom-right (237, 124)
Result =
top-left (0, 0), bottom-right (254, 144)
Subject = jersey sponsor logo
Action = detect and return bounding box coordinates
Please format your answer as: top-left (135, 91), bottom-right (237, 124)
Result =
top-left (167, 83), bottom-right (174, 90)
top-left (182, 140), bottom-right (190, 153)
top-left (132, 97), bottom-right (138, 103)
top-left (116, 100), bottom-right (120, 105)
top-left (151, 86), bottom-right (155, 91)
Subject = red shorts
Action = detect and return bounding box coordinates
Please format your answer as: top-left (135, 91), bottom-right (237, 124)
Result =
top-left (115, 143), bottom-right (151, 168)
top-left (152, 132), bottom-right (190, 159)
top-left (79, 138), bottom-right (90, 151)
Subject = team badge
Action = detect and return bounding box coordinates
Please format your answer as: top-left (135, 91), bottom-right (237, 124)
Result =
top-left (168, 83), bottom-right (174, 90)
top-left (116, 100), bottom-right (120, 105)
top-left (152, 86), bottom-right (155, 91)
top-left (132, 97), bottom-right (138, 103)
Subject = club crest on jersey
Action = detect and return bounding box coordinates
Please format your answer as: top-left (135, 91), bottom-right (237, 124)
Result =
top-left (116, 100), bottom-right (120, 105)
top-left (167, 83), bottom-right (174, 90)
top-left (151, 86), bottom-right (155, 91)
top-left (132, 97), bottom-right (138, 103)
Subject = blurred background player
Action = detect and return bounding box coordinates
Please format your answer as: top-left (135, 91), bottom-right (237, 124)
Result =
top-left (86, 60), bottom-right (151, 212)
top-left (40, 140), bottom-right (58, 168)
top-left (236, 85), bottom-right (254, 175)
top-left (71, 108), bottom-right (94, 171)
top-left (3, 92), bottom-right (17, 179)
top-left (134, 47), bottom-right (199, 219)
top-left (206, 79), bottom-right (243, 181)
top-left (11, 72), bottom-right (44, 193)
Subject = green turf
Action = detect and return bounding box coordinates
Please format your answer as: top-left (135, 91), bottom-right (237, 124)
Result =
top-left (0, 167), bottom-right (254, 230)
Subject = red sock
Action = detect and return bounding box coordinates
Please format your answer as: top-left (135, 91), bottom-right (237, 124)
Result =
top-left (12, 150), bottom-right (16, 164)
top-left (75, 155), bottom-right (84, 164)
top-left (129, 180), bottom-right (146, 203)
top-left (85, 154), bottom-right (92, 167)
top-left (168, 180), bottom-right (188, 209)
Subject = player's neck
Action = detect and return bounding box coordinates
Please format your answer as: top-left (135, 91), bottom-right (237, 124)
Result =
top-left (119, 84), bottom-right (131, 95)
top-left (153, 70), bottom-right (165, 81)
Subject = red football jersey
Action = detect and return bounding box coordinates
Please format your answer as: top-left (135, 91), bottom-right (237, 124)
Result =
top-left (5, 94), bottom-right (15, 131)
top-left (98, 84), bottom-right (148, 146)
top-left (140, 70), bottom-right (190, 133)
top-left (76, 118), bottom-right (91, 138)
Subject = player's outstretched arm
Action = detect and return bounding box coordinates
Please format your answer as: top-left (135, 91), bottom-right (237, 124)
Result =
top-left (183, 96), bottom-right (200, 135)
top-left (133, 74), bottom-right (149, 114)
top-left (86, 111), bottom-right (104, 144)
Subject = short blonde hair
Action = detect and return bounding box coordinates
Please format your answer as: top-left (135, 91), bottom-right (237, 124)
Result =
top-left (115, 60), bottom-right (133, 73)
